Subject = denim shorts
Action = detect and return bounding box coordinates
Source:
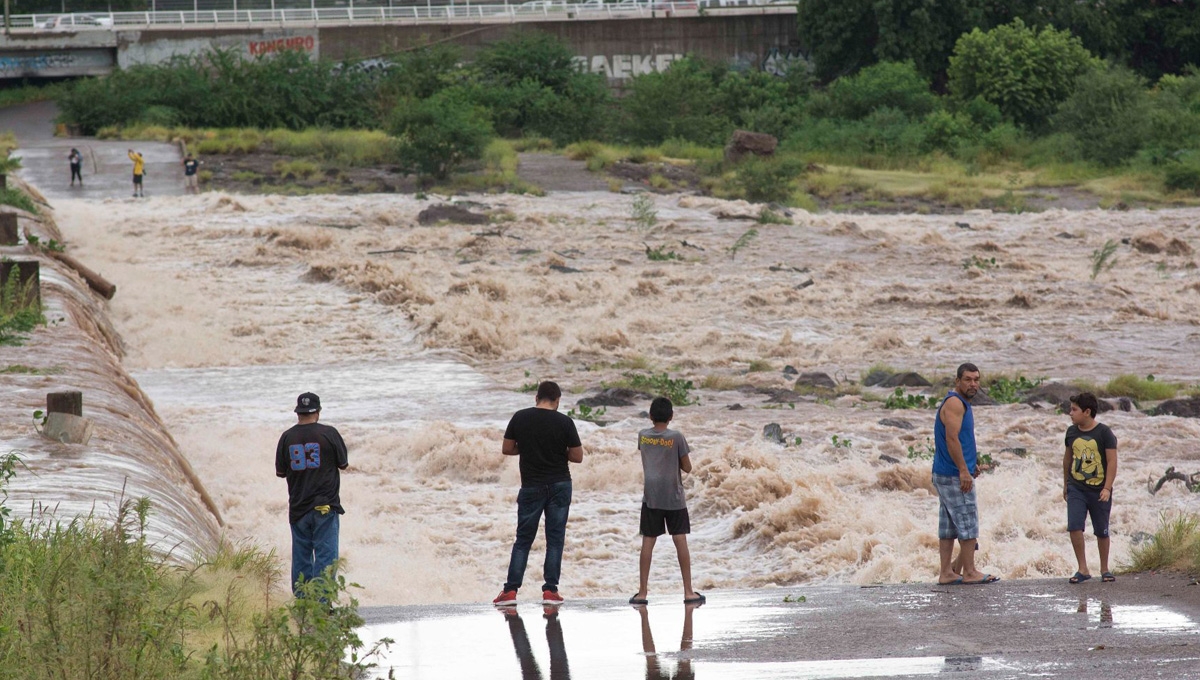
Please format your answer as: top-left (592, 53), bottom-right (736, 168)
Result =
top-left (1066, 483), bottom-right (1111, 537)
top-left (933, 473), bottom-right (979, 541)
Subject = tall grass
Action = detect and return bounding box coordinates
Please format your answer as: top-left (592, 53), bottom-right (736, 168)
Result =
top-left (1129, 513), bottom-right (1200, 574)
top-left (1103, 374), bottom-right (1178, 401)
top-left (0, 453), bottom-right (389, 679)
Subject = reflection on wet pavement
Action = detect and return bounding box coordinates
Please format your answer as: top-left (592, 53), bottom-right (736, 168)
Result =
top-left (358, 583), bottom-right (1200, 679)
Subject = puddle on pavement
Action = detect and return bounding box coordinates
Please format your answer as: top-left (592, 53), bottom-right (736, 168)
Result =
top-left (1064, 598), bottom-right (1197, 633)
top-left (357, 601), bottom-right (1004, 679)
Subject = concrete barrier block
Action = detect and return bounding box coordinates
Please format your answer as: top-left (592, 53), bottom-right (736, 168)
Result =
top-left (42, 412), bottom-right (94, 445)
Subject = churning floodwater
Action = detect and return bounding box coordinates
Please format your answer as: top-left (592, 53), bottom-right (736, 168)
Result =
top-left (40, 190), bottom-right (1200, 606)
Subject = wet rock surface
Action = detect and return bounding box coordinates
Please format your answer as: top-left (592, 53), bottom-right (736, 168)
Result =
top-left (417, 204), bottom-right (490, 225)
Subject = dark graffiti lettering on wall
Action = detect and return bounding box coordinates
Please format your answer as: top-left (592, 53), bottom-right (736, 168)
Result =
top-left (0, 52), bottom-right (77, 75)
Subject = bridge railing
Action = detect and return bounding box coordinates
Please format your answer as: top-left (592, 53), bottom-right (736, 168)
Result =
top-left (14, 0), bottom-right (791, 29)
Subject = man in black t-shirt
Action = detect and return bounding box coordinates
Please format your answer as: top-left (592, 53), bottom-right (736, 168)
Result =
top-left (275, 392), bottom-right (348, 597)
top-left (1062, 392), bottom-right (1118, 584)
top-left (494, 381), bottom-right (584, 607)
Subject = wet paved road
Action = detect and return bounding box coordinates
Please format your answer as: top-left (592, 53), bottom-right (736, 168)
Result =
top-left (359, 577), bottom-right (1200, 679)
top-left (0, 101), bottom-right (185, 201)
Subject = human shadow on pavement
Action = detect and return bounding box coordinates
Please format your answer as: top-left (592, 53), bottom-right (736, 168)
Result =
top-left (636, 602), bottom-right (700, 680)
top-left (503, 607), bottom-right (571, 680)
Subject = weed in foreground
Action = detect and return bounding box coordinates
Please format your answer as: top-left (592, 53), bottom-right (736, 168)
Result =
top-left (1091, 239), bottom-right (1119, 280)
top-left (631, 193), bottom-right (658, 230)
top-left (1128, 513), bottom-right (1200, 574)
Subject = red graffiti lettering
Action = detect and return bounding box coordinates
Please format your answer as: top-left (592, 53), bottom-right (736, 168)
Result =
top-left (248, 36), bottom-right (315, 57)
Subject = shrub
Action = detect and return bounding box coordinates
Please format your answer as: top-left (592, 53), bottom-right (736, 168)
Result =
top-left (1129, 513), bottom-right (1200, 573)
top-left (948, 19), bottom-right (1098, 130)
top-left (817, 61), bottom-right (937, 120)
top-left (731, 156), bottom-right (806, 203)
top-left (620, 57), bottom-right (730, 146)
top-left (1054, 65), bottom-right (1152, 166)
top-left (1103, 374), bottom-right (1177, 401)
top-left (389, 93), bottom-right (494, 180)
top-left (273, 159), bottom-right (320, 180)
top-left (1164, 161), bottom-right (1200, 194)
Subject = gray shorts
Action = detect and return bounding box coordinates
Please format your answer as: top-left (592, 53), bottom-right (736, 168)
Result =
top-left (933, 473), bottom-right (979, 541)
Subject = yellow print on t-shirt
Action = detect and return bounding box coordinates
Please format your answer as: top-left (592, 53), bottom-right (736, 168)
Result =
top-left (640, 435), bottom-right (675, 448)
top-left (1071, 437), bottom-right (1105, 486)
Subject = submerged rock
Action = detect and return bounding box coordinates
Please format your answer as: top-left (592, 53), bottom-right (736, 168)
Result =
top-left (878, 418), bottom-right (915, 430)
top-left (881, 372), bottom-right (932, 388)
top-left (417, 204), bottom-right (489, 225)
top-left (794, 372), bottom-right (837, 390)
top-left (576, 387), bottom-right (650, 408)
top-left (763, 422), bottom-right (784, 444)
top-left (1155, 396), bottom-right (1200, 418)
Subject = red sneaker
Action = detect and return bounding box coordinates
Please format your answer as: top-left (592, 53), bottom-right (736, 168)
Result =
top-left (542, 589), bottom-right (564, 605)
top-left (493, 589), bottom-right (518, 606)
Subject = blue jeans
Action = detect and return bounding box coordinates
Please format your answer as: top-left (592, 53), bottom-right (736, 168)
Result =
top-left (291, 508), bottom-right (339, 596)
top-left (504, 480), bottom-right (572, 593)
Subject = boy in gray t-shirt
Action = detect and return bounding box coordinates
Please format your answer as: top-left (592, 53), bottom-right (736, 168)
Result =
top-left (629, 397), bottom-right (704, 605)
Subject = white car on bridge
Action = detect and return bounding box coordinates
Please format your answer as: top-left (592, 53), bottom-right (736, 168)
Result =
top-left (40, 14), bottom-right (114, 31)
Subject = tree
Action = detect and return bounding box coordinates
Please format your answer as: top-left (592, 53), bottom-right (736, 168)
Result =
top-left (948, 18), bottom-right (1097, 130)
top-left (1053, 64), bottom-right (1151, 165)
top-left (389, 92), bottom-right (493, 181)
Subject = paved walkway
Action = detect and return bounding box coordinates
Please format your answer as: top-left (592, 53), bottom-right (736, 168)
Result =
top-left (0, 101), bottom-right (185, 201)
top-left (359, 576), bottom-right (1200, 679)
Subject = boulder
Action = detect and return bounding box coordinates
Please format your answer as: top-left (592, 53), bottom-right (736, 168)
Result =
top-left (765, 389), bottom-right (803, 403)
top-left (763, 422), bottom-right (784, 444)
top-left (782, 365), bottom-right (799, 376)
top-left (1131, 229), bottom-right (1193, 256)
top-left (878, 418), bottom-right (915, 430)
top-left (863, 369), bottom-right (892, 386)
top-left (878, 454), bottom-right (901, 464)
top-left (724, 130), bottom-right (778, 164)
top-left (1099, 397), bottom-right (1134, 413)
top-left (881, 372), bottom-right (932, 388)
top-left (417, 204), bottom-right (490, 226)
top-left (1155, 396), bottom-right (1200, 418)
top-left (576, 387), bottom-right (650, 408)
top-left (970, 391), bottom-right (997, 406)
top-left (794, 372), bottom-right (837, 390)
top-left (1023, 382), bottom-right (1083, 407)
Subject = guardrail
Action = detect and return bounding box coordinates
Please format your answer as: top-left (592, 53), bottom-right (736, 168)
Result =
top-left (12, 0), bottom-right (792, 29)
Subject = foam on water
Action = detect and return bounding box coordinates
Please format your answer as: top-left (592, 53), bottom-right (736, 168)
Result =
top-left (49, 192), bottom-right (1200, 605)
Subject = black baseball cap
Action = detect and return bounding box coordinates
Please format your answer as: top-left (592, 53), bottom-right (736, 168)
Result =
top-left (294, 392), bottom-right (321, 414)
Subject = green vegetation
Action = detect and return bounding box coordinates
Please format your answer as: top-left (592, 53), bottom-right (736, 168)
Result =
top-left (630, 193), bottom-right (658, 230)
top-left (644, 244), bottom-right (680, 261)
top-left (985, 375), bottom-right (1044, 404)
top-left (0, 263), bottom-right (43, 346)
top-left (962, 255), bottom-right (996, 270)
top-left (831, 434), bottom-right (853, 449)
top-left (1129, 513), bottom-right (1200, 574)
top-left (0, 453), bottom-right (388, 679)
top-left (1091, 239), bottom-right (1119, 280)
top-left (885, 388), bottom-right (937, 410)
top-left (0, 187), bottom-right (37, 215)
top-left (51, 16), bottom-right (1200, 205)
top-left (1103, 374), bottom-right (1178, 401)
top-left (566, 403), bottom-right (607, 423)
top-left (907, 439), bottom-right (936, 460)
top-left (616, 372), bottom-right (696, 406)
top-left (727, 228), bottom-right (758, 260)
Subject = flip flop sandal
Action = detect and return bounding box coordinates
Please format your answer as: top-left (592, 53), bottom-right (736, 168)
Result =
top-left (683, 592), bottom-right (706, 604)
top-left (629, 595), bottom-right (648, 605)
top-left (1069, 572), bottom-right (1092, 584)
top-left (1102, 572), bottom-right (1116, 582)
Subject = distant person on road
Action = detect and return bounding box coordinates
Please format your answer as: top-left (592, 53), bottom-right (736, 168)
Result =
top-left (68, 148), bottom-right (83, 187)
top-left (494, 381), bottom-right (584, 607)
top-left (128, 149), bottom-right (144, 197)
top-left (182, 153), bottom-right (201, 194)
top-left (275, 392), bottom-right (349, 598)
top-left (933, 362), bottom-right (999, 586)
top-left (1063, 392), bottom-right (1118, 584)
top-left (629, 397), bottom-right (704, 606)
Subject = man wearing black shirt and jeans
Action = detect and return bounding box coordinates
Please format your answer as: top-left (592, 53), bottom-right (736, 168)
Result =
top-left (495, 381), bottom-right (584, 606)
top-left (276, 392), bottom-right (348, 597)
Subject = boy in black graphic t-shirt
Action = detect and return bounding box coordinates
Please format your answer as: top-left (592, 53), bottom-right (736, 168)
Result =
top-left (1062, 392), bottom-right (1118, 584)
top-left (276, 392), bottom-right (348, 596)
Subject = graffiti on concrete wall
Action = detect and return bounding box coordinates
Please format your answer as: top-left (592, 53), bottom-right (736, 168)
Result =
top-left (0, 49), bottom-right (112, 78)
top-left (119, 30), bottom-right (319, 69)
top-left (571, 53), bottom-right (683, 80)
top-left (248, 34), bottom-right (317, 57)
top-left (761, 47), bottom-right (808, 77)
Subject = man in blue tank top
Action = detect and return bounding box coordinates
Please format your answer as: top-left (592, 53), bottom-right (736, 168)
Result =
top-left (932, 363), bottom-right (999, 585)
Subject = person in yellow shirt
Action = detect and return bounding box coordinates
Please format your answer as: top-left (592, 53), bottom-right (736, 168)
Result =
top-left (128, 149), bottom-right (145, 197)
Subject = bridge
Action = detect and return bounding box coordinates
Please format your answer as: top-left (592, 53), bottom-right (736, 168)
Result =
top-left (0, 1), bottom-right (801, 82)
